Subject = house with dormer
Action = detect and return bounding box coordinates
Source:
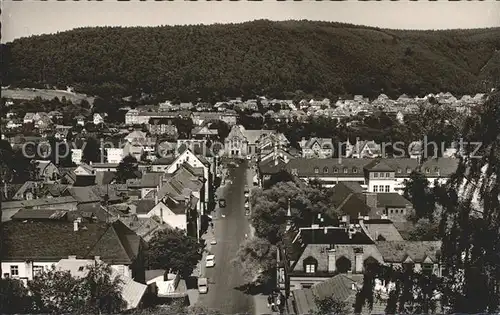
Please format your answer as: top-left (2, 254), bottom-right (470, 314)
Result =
top-left (299, 138), bottom-right (334, 159)
top-left (285, 157), bottom-right (459, 192)
top-left (347, 140), bottom-right (382, 159)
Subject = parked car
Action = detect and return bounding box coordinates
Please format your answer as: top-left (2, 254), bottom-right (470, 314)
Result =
top-left (206, 254), bottom-right (215, 268)
top-left (219, 199), bottom-right (226, 208)
top-left (244, 186), bottom-right (250, 198)
top-left (210, 239), bottom-right (217, 245)
top-left (198, 277), bottom-right (208, 294)
top-left (245, 201), bottom-right (250, 209)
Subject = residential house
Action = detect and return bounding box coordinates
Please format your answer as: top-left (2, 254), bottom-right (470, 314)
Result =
top-left (224, 125), bottom-right (277, 158)
top-left (71, 148), bottom-right (83, 165)
top-left (48, 111), bottom-right (63, 121)
top-left (93, 113), bottom-right (105, 125)
top-left (12, 181), bottom-right (41, 201)
top-left (145, 270), bottom-right (188, 302)
top-left (35, 160), bottom-right (59, 182)
top-left (149, 118), bottom-right (178, 138)
top-left (120, 215), bottom-right (171, 242)
top-left (1, 220), bottom-right (146, 284)
top-left (56, 257), bottom-right (147, 310)
top-left (74, 163), bottom-right (96, 176)
top-left (23, 112), bottom-right (35, 124)
top-left (375, 241), bottom-right (443, 276)
top-left (278, 224), bottom-right (379, 291)
top-left (347, 140), bottom-right (382, 159)
top-left (75, 115), bottom-right (86, 126)
top-left (6, 119), bottom-right (22, 129)
top-left (299, 138), bottom-right (334, 159)
top-left (34, 113), bottom-right (53, 129)
top-left (106, 148), bottom-right (125, 164)
top-left (191, 126), bottom-right (218, 140)
top-left (192, 111), bottom-right (238, 126)
top-left (127, 172), bottom-right (163, 199)
top-left (1, 196), bottom-right (79, 222)
top-left (10, 209), bottom-right (69, 221)
top-left (151, 156), bottom-right (176, 173)
top-left (134, 198), bottom-right (188, 231)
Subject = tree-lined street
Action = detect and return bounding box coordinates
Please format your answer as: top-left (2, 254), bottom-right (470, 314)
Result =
top-left (198, 161), bottom-right (253, 314)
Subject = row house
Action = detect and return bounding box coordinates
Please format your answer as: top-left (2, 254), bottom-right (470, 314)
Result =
top-left (125, 110), bottom-right (192, 126)
top-left (148, 118), bottom-right (178, 138)
top-left (278, 223), bottom-right (442, 292)
top-left (192, 111), bottom-right (238, 126)
top-left (285, 157), bottom-right (459, 193)
top-left (299, 138), bottom-right (334, 159)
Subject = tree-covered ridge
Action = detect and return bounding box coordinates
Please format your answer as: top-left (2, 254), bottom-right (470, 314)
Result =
top-left (2, 20), bottom-right (499, 100)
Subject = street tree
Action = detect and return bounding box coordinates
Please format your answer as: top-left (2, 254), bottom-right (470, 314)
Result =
top-left (403, 171), bottom-right (435, 220)
top-left (146, 228), bottom-right (204, 278)
top-left (82, 136), bottom-right (102, 164)
top-left (116, 154), bottom-right (139, 183)
top-left (232, 237), bottom-right (277, 284)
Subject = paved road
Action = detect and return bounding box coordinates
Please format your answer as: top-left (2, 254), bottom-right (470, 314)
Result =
top-left (198, 161), bottom-right (254, 314)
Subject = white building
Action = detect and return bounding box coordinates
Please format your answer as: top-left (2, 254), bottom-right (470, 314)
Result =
top-left (106, 148), bottom-right (124, 164)
top-left (93, 113), bottom-right (104, 125)
top-left (71, 148), bottom-right (83, 165)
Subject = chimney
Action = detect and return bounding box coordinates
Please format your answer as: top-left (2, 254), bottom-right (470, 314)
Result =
top-left (73, 220), bottom-right (79, 232)
top-left (365, 192), bottom-right (378, 209)
top-left (327, 249), bottom-right (336, 273)
top-left (155, 186), bottom-right (159, 205)
top-left (354, 248), bottom-right (364, 273)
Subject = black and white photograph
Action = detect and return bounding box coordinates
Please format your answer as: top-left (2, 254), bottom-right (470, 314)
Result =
top-left (1, 0), bottom-right (500, 314)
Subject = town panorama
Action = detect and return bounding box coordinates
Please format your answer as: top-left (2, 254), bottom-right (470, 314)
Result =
top-left (1, 11), bottom-right (500, 315)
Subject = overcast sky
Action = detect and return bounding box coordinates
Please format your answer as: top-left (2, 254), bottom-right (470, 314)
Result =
top-left (2, 1), bottom-right (499, 43)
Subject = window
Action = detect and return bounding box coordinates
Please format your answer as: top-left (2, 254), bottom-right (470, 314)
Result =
top-left (397, 168), bottom-right (402, 173)
top-left (10, 266), bottom-right (19, 276)
top-left (343, 168), bottom-right (348, 174)
top-left (385, 172), bottom-right (390, 177)
top-left (434, 167), bottom-right (440, 173)
top-left (425, 168), bottom-right (430, 174)
top-left (333, 168), bottom-right (338, 173)
top-left (305, 264), bottom-right (316, 273)
top-left (385, 185), bottom-right (390, 192)
top-left (394, 209), bottom-right (399, 214)
top-left (33, 266), bottom-right (44, 276)
top-left (303, 256), bottom-right (318, 274)
top-left (353, 167), bottom-right (358, 173)
top-left (390, 209), bottom-right (394, 214)
top-left (374, 185), bottom-right (379, 192)
top-left (292, 168), bottom-right (298, 175)
top-left (374, 172), bottom-right (379, 178)
top-left (3, 273), bottom-right (9, 278)
top-left (314, 167), bottom-right (319, 174)
top-left (422, 263), bottom-right (433, 275)
top-left (406, 168), bottom-right (411, 173)
top-left (323, 167), bottom-right (329, 174)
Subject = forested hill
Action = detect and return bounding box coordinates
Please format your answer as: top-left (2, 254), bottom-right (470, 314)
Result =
top-left (2, 20), bottom-right (499, 101)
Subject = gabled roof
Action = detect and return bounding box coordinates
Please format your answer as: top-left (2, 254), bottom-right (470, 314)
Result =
top-left (56, 258), bottom-right (147, 310)
top-left (2, 220), bottom-right (141, 264)
top-left (133, 199), bottom-right (157, 215)
top-left (365, 160), bottom-right (394, 172)
top-left (375, 241), bottom-right (441, 263)
top-left (376, 193), bottom-right (412, 208)
top-left (68, 186), bottom-right (101, 203)
top-left (12, 181), bottom-right (38, 200)
top-left (95, 171), bottom-right (117, 185)
top-left (11, 209), bottom-right (68, 221)
top-left (329, 182), bottom-right (372, 218)
top-left (2, 196), bottom-right (78, 210)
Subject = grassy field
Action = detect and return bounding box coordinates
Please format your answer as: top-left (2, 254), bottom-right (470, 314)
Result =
top-left (2, 88), bottom-right (95, 105)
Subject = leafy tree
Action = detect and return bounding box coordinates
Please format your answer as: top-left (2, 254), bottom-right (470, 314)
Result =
top-left (313, 295), bottom-right (349, 315)
top-left (28, 262), bottom-right (125, 314)
top-left (116, 154), bottom-right (139, 183)
top-left (29, 266), bottom-right (88, 313)
top-left (82, 136), bottom-right (102, 164)
top-left (174, 117), bottom-right (194, 139)
top-left (232, 237), bottom-right (277, 284)
top-left (407, 218), bottom-right (440, 241)
top-left (146, 228), bottom-right (204, 278)
top-left (210, 120), bottom-right (231, 141)
top-left (403, 171), bottom-right (435, 220)
top-left (0, 278), bottom-right (31, 314)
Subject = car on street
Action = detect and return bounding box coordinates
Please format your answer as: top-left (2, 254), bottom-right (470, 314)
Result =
top-left (210, 239), bottom-right (217, 245)
top-left (244, 186), bottom-right (250, 198)
top-left (206, 254), bottom-right (215, 268)
top-left (198, 277), bottom-right (208, 294)
top-left (219, 199), bottom-right (226, 208)
top-left (245, 201), bottom-right (250, 209)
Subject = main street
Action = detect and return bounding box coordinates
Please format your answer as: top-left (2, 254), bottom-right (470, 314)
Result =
top-left (198, 160), bottom-right (254, 314)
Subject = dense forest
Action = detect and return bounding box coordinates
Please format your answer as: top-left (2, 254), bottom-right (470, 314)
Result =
top-left (2, 20), bottom-right (499, 101)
